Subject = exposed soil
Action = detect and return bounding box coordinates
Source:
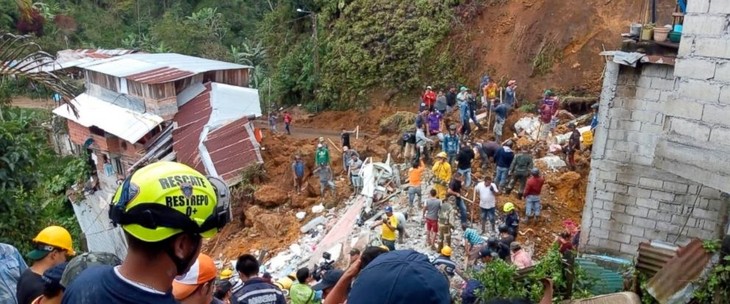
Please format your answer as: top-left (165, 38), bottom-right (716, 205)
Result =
top-left (11, 97), bottom-right (56, 109)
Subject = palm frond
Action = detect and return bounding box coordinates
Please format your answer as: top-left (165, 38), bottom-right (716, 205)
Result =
top-left (0, 33), bottom-right (79, 115)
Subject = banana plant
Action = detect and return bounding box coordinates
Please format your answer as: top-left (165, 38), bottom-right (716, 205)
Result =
top-left (0, 33), bottom-right (79, 114)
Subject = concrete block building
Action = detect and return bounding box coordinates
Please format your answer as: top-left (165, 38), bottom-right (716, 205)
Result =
top-left (582, 1), bottom-right (730, 257)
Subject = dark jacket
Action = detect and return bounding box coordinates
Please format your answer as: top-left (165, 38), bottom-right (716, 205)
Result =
top-left (494, 147), bottom-right (515, 168)
top-left (232, 277), bottom-right (286, 304)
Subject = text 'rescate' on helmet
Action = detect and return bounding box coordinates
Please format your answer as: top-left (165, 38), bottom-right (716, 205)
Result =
top-left (108, 161), bottom-right (231, 242)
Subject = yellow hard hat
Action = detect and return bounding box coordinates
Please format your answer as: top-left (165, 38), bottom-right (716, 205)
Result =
top-left (31, 226), bottom-right (76, 256)
top-left (109, 161), bottom-right (231, 242)
top-left (503, 202), bottom-right (515, 213)
top-left (441, 246), bottom-right (452, 257)
top-left (276, 277), bottom-right (293, 290)
top-left (436, 152), bottom-right (447, 159)
top-left (220, 269), bottom-right (233, 280)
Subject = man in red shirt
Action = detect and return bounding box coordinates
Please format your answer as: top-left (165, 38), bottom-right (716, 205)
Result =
top-left (283, 111), bottom-right (292, 135)
top-left (523, 168), bottom-right (544, 223)
top-left (422, 86), bottom-right (436, 112)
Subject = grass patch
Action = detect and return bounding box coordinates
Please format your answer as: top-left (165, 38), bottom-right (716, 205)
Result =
top-left (380, 111), bottom-right (417, 133)
top-left (531, 35), bottom-right (562, 76)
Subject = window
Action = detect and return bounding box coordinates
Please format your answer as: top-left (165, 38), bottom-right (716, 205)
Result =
top-left (112, 157), bottom-right (124, 175)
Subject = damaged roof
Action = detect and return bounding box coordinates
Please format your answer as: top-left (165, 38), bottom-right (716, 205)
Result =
top-left (646, 239), bottom-right (714, 304)
top-left (172, 82), bottom-right (262, 184)
top-left (79, 53), bottom-right (251, 84)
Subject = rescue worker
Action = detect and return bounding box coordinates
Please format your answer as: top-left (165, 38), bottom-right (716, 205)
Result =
top-left (63, 161), bottom-right (231, 303)
top-left (503, 203), bottom-right (520, 238)
top-left (432, 246), bottom-right (457, 278)
top-left (370, 206), bottom-right (398, 251)
top-left (18, 226), bottom-right (75, 304)
top-left (232, 254), bottom-right (286, 304)
top-left (432, 152), bottom-right (452, 200)
top-left (506, 146), bottom-right (534, 199)
top-left (289, 268), bottom-right (321, 304)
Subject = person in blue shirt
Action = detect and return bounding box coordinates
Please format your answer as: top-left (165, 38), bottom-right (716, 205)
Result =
top-left (441, 125), bottom-right (460, 165)
top-left (0, 243), bottom-right (27, 304)
top-left (62, 162), bottom-right (231, 304)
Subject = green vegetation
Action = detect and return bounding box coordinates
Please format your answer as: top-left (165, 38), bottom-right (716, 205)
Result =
top-left (474, 245), bottom-right (595, 302)
top-left (1, 0), bottom-right (482, 111)
top-left (693, 239), bottom-right (729, 303)
top-left (531, 35), bottom-right (562, 77)
top-left (0, 106), bottom-right (87, 255)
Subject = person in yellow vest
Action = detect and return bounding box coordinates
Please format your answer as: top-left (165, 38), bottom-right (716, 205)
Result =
top-left (432, 152), bottom-right (452, 200)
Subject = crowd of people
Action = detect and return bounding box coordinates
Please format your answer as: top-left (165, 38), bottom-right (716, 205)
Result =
top-left (0, 76), bottom-right (595, 304)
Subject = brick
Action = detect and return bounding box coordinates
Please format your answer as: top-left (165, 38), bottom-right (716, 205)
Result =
top-left (636, 198), bottom-right (660, 209)
top-left (614, 193), bottom-right (636, 205)
top-left (593, 228), bottom-right (609, 239)
top-left (609, 231), bottom-right (632, 243)
top-left (643, 65), bottom-right (670, 78)
top-left (650, 77), bottom-right (676, 91)
top-left (710, 126), bottom-right (730, 144)
top-left (615, 173), bottom-right (639, 185)
top-left (700, 186), bottom-right (723, 199)
top-left (687, 0), bottom-right (710, 13)
top-left (636, 87), bottom-right (661, 101)
top-left (636, 144), bottom-right (656, 159)
top-left (682, 16), bottom-right (728, 37)
top-left (628, 186), bottom-right (652, 198)
top-left (626, 131), bottom-right (656, 144)
top-left (634, 217), bottom-right (658, 229)
top-left (715, 62), bottom-right (730, 83)
top-left (675, 58), bottom-right (717, 80)
top-left (702, 104), bottom-right (728, 124)
top-left (647, 210), bottom-right (673, 222)
top-left (593, 209), bottom-right (611, 220)
top-left (721, 87), bottom-right (730, 105)
top-left (709, 0), bottom-right (730, 14)
top-left (679, 79), bottom-right (722, 103)
top-left (663, 181), bottom-right (689, 193)
top-left (695, 38), bottom-right (730, 59)
top-left (702, 219), bottom-right (719, 231)
top-left (657, 221), bottom-right (679, 232)
top-left (678, 37), bottom-right (694, 57)
top-left (641, 122), bottom-right (664, 134)
top-left (620, 243), bottom-right (639, 254)
top-left (605, 182), bottom-right (629, 193)
top-left (644, 229), bottom-right (669, 241)
top-left (668, 117), bottom-right (712, 141)
top-left (595, 190), bottom-right (615, 201)
top-left (597, 170), bottom-right (617, 181)
top-left (632, 155), bottom-right (654, 166)
top-left (636, 75), bottom-right (652, 88)
top-left (693, 208), bottom-right (718, 220)
top-left (639, 177), bottom-right (664, 189)
top-left (608, 108), bottom-right (631, 120)
top-left (605, 150), bottom-right (629, 162)
top-left (651, 190), bottom-right (676, 201)
top-left (665, 97), bottom-right (704, 120)
top-left (631, 110), bottom-right (661, 124)
top-left (613, 213), bottom-right (634, 225)
top-left (599, 219), bottom-right (616, 230)
top-left (613, 141), bottom-right (638, 153)
top-left (626, 206), bottom-right (650, 218)
top-left (671, 215), bottom-right (695, 227)
top-left (608, 129), bottom-right (627, 140)
top-left (622, 225), bottom-right (644, 237)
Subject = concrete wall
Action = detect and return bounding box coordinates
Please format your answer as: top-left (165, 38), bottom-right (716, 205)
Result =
top-left (582, 62), bottom-right (729, 258)
top-left (654, 0), bottom-right (730, 193)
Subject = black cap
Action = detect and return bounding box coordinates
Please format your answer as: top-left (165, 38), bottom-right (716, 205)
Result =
top-left (312, 269), bottom-right (344, 291)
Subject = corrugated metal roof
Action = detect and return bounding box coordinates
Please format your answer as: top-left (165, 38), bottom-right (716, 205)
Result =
top-left (57, 49), bottom-right (138, 62)
top-left (52, 93), bottom-right (163, 143)
top-left (209, 82), bottom-right (262, 128)
top-left (637, 241), bottom-right (678, 277)
top-left (646, 239), bottom-right (713, 304)
top-left (79, 53), bottom-right (251, 83)
top-left (172, 82), bottom-right (262, 184)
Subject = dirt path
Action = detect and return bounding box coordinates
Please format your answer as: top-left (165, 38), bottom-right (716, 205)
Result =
top-left (253, 120), bottom-right (373, 141)
top-left (10, 97), bottom-right (56, 109)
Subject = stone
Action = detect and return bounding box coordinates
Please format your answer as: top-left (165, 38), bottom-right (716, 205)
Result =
top-left (674, 58), bottom-right (716, 80)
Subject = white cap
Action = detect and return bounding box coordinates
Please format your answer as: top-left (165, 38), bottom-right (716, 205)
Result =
top-left (318, 144), bottom-right (323, 148)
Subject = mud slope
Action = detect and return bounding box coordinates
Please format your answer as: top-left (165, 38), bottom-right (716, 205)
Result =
top-left (453, 0), bottom-right (675, 100)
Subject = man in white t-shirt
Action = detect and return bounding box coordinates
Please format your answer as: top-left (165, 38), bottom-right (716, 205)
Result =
top-left (473, 175), bottom-right (499, 234)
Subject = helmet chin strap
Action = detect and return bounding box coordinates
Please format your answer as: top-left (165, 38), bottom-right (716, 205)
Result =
top-left (165, 235), bottom-right (202, 275)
